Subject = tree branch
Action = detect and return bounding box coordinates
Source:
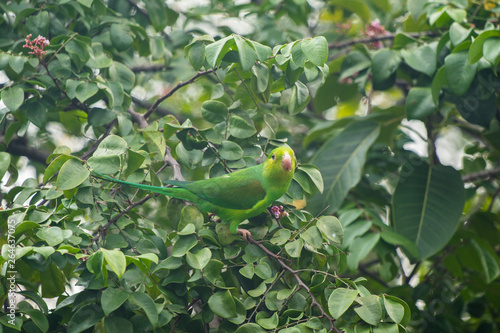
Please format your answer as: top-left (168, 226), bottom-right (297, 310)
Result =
top-left (329, 31), bottom-right (439, 50)
top-left (131, 96), bottom-right (180, 120)
top-left (246, 236), bottom-right (342, 333)
top-left (81, 119), bottom-right (118, 160)
top-left (462, 167), bottom-right (500, 182)
top-left (4, 138), bottom-right (51, 165)
top-left (144, 69), bottom-right (216, 119)
top-left (130, 64), bottom-right (172, 73)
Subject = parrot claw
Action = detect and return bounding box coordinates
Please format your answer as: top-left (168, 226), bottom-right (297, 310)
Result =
top-left (237, 228), bottom-right (252, 241)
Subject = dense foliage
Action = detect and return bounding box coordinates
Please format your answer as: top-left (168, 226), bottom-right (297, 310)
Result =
top-left (0, 0), bottom-right (499, 332)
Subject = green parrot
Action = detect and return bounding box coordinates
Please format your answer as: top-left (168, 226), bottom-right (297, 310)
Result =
top-left (93, 146), bottom-right (296, 237)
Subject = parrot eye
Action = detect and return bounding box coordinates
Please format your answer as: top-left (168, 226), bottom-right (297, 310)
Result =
top-left (271, 154), bottom-right (275, 160)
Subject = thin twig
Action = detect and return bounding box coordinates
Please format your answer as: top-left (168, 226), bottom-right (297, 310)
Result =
top-left (81, 119), bottom-right (118, 160)
top-left (246, 236), bottom-right (342, 333)
top-left (144, 69), bottom-right (216, 119)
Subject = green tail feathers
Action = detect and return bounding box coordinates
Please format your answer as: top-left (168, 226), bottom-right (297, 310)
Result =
top-left (92, 171), bottom-right (177, 196)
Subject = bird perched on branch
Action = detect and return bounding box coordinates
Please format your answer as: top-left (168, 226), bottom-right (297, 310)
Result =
top-left (94, 146), bottom-right (296, 238)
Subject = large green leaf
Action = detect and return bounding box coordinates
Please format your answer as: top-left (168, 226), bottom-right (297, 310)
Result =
top-left (406, 87), bottom-right (436, 120)
top-left (309, 121), bottom-right (380, 214)
top-left (328, 287), bottom-right (359, 319)
top-left (401, 44), bottom-right (436, 77)
top-left (67, 304), bottom-right (104, 333)
top-left (371, 49), bottom-right (401, 88)
top-left (392, 162), bottom-right (465, 259)
top-left (234, 35), bottom-right (257, 72)
top-left (2, 85), bottom-right (24, 111)
top-left (56, 159), bottom-right (90, 190)
top-left (102, 288), bottom-right (129, 316)
top-left (301, 36), bottom-right (328, 66)
top-left (208, 290), bottom-right (237, 319)
top-left (128, 292), bottom-right (159, 327)
top-left (445, 51), bottom-right (477, 96)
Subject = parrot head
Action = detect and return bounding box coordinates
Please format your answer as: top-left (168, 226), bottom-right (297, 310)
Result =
top-left (263, 146), bottom-right (296, 182)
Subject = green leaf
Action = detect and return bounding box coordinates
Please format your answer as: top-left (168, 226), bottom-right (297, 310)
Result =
top-left (347, 233), bottom-right (380, 270)
top-left (471, 239), bottom-right (500, 283)
top-left (392, 162), bottom-right (465, 259)
top-left (483, 37), bottom-right (500, 64)
top-left (143, 0), bottom-right (173, 31)
top-left (0, 152), bottom-right (11, 181)
top-left (101, 248), bottom-right (126, 278)
top-left (372, 49), bottom-right (401, 87)
top-left (186, 247), bottom-right (212, 270)
top-left (380, 230), bottom-right (419, 258)
top-left (23, 101), bottom-right (47, 128)
top-left (94, 135), bottom-right (128, 156)
top-left (431, 66), bottom-right (446, 105)
top-left (67, 304), bottom-right (104, 333)
top-left (270, 229), bottom-right (291, 246)
top-left (37, 227), bottom-right (65, 246)
top-left (201, 100), bottom-right (228, 123)
top-left (188, 42), bottom-right (206, 71)
top-left (251, 41), bottom-right (272, 61)
top-left (109, 62), bottom-right (135, 92)
top-left (301, 36), bottom-right (328, 66)
top-left (310, 121), bottom-right (380, 214)
top-left (129, 292), bottom-right (159, 327)
top-left (406, 87), bottom-right (436, 120)
top-left (40, 263), bottom-right (66, 298)
top-left (75, 81), bottom-right (99, 103)
top-left (449, 22), bottom-right (472, 47)
top-left (33, 246), bottom-right (55, 259)
top-left (383, 295), bottom-right (405, 324)
top-left (110, 24), bottom-right (133, 51)
top-left (328, 287), bottom-right (359, 319)
top-left (235, 323), bottom-right (266, 333)
top-left (255, 261), bottom-right (272, 279)
top-left (288, 81), bottom-right (310, 115)
top-left (2, 86), bottom-right (24, 111)
top-left (256, 311), bottom-right (279, 329)
top-left (178, 205), bottom-right (204, 232)
top-left (9, 56), bottom-right (25, 74)
top-left (171, 234), bottom-right (198, 257)
top-left (317, 216), bottom-right (343, 244)
top-left (208, 290), bottom-right (237, 319)
top-left (87, 154), bottom-right (121, 175)
top-left (229, 115), bottom-right (256, 139)
top-left (385, 295), bottom-right (411, 326)
top-left (23, 309), bottom-right (48, 333)
top-left (331, 0), bottom-right (371, 21)
top-left (468, 30), bottom-right (500, 64)
top-left (219, 141), bottom-right (243, 160)
top-left (205, 36), bottom-right (234, 68)
top-left (101, 287), bottom-right (129, 316)
top-left (301, 226), bottom-right (323, 248)
top-left (248, 281), bottom-right (267, 297)
top-left (372, 323), bottom-right (399, 333)
top-left (297, 164), bottom-right (324, 194)
top-left (234, 35), bottom-right (257, 72)
top-left (401, 44), bottom-right (436, 76)
top-left (354, 295), bottom-right (382, 326)
top-left (56, 159), bottom-right (89, 190)
top-left (105, 317), bottom-right (133, 333)
top-left (445, 51), bottom-right (477, 96)
top-left (285, 238), bottom-right (304, 258)
top-left (251, 62), bottom-right (269, 93)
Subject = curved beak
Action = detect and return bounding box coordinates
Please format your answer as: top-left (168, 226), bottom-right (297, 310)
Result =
top-left (281, 153), bottom-right (292, 172)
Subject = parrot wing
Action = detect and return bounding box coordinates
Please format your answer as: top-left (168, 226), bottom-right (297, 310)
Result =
top-left (179, 171), bottom-right (267, 210)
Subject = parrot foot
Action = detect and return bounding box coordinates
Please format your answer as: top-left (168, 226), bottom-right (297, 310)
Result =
top-left (237, 228), bottom-right (252, 241)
